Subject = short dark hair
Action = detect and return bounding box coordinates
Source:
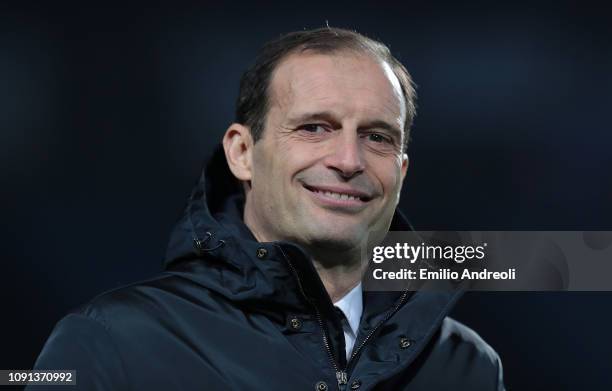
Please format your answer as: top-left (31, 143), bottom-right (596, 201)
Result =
top-left (235, 27), bottom-right (417, 151)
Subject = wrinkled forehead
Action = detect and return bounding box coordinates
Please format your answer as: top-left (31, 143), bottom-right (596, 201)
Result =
top-left (268, 51), bottom-right (406, 127)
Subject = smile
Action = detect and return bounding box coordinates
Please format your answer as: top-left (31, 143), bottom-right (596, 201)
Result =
top-left (312, 189), bottom-right (362, 201)
top-left (302, 184), bottom-right (372, 210)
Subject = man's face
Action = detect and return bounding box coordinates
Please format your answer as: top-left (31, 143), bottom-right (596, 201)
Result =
top-left (244, 51), bottom-right (408, 253)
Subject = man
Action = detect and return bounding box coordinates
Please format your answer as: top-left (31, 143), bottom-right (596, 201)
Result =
top-left (31, 27), bottom-right (505, 390)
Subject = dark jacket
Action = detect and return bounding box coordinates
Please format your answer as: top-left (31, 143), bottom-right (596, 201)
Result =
top-left (31, 147), bottom-right (505, 390)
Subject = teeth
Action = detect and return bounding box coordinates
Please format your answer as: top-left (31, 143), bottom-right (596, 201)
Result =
top-left (316, 190), bottom-right (361, 201)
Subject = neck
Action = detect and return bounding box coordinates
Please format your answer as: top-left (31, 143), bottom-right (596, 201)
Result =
top-left (312, 257), bottom-right (365, 302)
top-left (302, 242), bottom-right (368, 302)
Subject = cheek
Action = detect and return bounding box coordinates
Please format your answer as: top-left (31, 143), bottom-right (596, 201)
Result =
top-left (383, 177), bottom-right (402, 203)
top-left (279, 142), bottom-right (321, 177)
top-left (370, 157), bottom-right (404, 194)
top-left (251, 148), bottom-right (280, 204)
top-left (252, 143), bottom-right (309, 200)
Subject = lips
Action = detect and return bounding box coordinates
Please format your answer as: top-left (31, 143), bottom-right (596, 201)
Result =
top-left (302, 184), bottom-right (373, 202)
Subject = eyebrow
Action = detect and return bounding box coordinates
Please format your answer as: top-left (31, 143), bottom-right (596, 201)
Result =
top-left (288, 111), bottom-right (403, 141)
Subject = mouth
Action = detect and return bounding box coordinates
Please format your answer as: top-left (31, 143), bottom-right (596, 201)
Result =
top-left (302, 184), bottom-right (373, 209)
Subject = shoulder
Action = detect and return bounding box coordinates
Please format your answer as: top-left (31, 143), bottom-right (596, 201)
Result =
top-left (37, 273), bottom-right (185, 354)
top-left (439, 317), bottom-right (500, 363)
top-left (32, 273), bottom-right (231, 389)
top-left (73, 273), bottom-right (179, 325)
top-left (391, 316), bottom-right (505, 390)
top-left (434, 317), bottom-right (505, 389)
top-left (72, 271), bottom-right (223, 331)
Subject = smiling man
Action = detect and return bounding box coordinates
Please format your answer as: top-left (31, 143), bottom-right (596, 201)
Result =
top-left (31, 27), bottom-right (505, 390)
top-left (226, 49), bottom-right (409, 304)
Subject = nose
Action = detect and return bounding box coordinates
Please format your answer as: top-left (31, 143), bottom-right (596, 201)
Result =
top-left (323, 129), bottom-right (366, 179)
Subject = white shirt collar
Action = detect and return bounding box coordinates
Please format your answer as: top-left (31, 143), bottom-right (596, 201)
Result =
top-left (332, 282), bottom-right (363, 336)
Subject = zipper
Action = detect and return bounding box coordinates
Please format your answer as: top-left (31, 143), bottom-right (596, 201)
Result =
top-left (313, 305), bottom-right (346, 386)
top-left (278, 247), bottom-right (345, 387)
top-left (278, 245), bottom-right (412, 390)
top-left (345, 289), bottom-right (411, 374)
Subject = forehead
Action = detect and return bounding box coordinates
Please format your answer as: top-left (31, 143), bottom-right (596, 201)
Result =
top-left (268, 51), bottom-right (406, 126)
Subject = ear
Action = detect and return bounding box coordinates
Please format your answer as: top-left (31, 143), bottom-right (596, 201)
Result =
top-left (400, 153), bottom-right (409, 181)
top-left (222, 123), bottom-right (254, 181)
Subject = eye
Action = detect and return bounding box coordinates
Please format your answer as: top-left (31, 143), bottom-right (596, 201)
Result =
top-left (299, 124), bottom-right (328, 133)
top-left (367, 133), bottom-right (392, 144)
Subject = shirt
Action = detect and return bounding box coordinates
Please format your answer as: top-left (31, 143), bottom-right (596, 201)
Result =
top-left (332, 282), bottom-right (363, 361)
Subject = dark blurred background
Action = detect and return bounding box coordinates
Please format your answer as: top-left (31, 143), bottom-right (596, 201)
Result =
top-left (1, 1), bottom-right (611, 389)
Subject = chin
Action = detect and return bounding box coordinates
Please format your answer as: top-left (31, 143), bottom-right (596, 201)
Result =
top-left (305, 227), bottom-right (368, 251)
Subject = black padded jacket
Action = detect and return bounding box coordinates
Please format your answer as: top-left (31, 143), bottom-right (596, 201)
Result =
top-left (30, 146), bottom-right (505, 391)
